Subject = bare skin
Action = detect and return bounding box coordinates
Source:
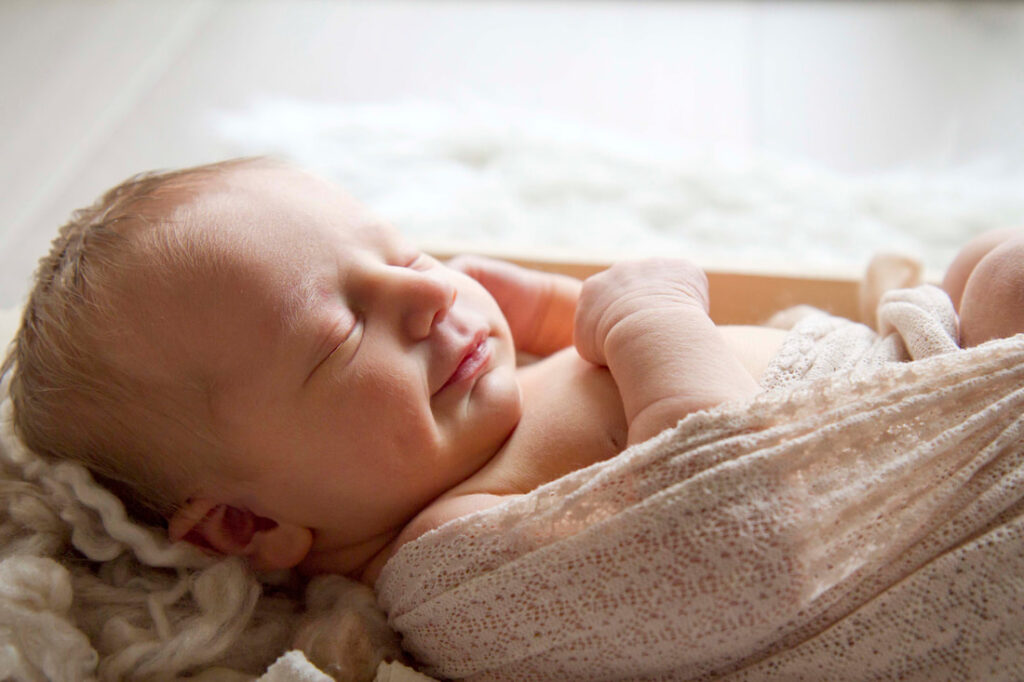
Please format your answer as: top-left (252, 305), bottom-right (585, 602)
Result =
top-left (154, 163), bottom-right (786, 585)
top-left (345, 226), bottom-right (1024, 585)
top-left (942, 228), bottom-right (1024, 347)
top-left (156, 163), bottom-right (1024, 587)
top-left (356, 258), bottom-right (778, 584)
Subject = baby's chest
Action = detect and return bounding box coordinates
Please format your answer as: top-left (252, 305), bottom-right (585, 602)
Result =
top-left (504, 351), bottom-right (629, 489)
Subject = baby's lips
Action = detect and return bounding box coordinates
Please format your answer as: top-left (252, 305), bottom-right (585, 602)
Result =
top-left (432, 327), bottom-right (490, 396)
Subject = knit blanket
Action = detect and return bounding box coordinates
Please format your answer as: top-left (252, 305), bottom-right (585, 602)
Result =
top-left (377, 286), bottom-right (1024, 680)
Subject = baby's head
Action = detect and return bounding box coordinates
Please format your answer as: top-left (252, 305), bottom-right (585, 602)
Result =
top-left (4, 159), bottom-right (521, 573)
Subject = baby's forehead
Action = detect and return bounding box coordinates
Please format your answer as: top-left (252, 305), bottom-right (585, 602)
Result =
top-left (167, 182), bottom-right (391, 299)
top-left (87, 165), bottom-right (399, 399)
top-left (189, 166), bottom-right (396, 254)
top-left (139, 166), bottom-right (409, 324)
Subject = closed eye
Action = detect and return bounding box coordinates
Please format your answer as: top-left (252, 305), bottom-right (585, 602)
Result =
top-left (305, 314), bottom-right (362, 385)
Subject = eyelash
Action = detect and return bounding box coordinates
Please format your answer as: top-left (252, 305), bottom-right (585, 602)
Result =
top-left (326, 312), bottom-right (362, 364)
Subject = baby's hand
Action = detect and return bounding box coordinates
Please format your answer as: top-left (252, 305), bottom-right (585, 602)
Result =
top-left (447, 254), bottom-right (581, 356)
top-left (575, 260), bottom-right (756, 445)
top-left (574, 259), bottom-right (710, 367)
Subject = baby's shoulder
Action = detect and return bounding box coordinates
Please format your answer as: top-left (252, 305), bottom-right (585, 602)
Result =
top-left (364, 493), bottom-right (518, 584)
top-left (411, 493), bottom-right (520, 538)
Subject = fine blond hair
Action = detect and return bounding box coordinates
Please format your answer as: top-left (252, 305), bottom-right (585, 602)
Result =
top-left (2, 157), bottom-right (271, 520)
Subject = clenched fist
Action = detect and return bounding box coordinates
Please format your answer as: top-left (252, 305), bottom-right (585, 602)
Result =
top-left (574, 259), bottom-right (710, 367)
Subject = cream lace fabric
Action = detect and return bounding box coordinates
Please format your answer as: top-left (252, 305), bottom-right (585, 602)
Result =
top-left (378, 286), bottom-right (1024, 681)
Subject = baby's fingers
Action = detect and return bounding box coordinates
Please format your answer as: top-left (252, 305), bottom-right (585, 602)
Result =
top-left (573, 270), bottom-right (624, 366)
top-left (573, 260), bottom-right (711, 366)
top-left (445, 254), bottom-right (505, 284)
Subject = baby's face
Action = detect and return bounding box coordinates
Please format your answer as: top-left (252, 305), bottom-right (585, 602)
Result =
top-left (161, 165), bottom-right (520, 550)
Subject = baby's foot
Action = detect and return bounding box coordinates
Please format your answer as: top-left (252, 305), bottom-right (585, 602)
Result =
top-left (957, 234), bottom-right (1024, 346)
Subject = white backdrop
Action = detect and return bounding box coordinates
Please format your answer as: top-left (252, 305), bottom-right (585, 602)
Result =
top-left (3, 1), bottom-right (1024, 307)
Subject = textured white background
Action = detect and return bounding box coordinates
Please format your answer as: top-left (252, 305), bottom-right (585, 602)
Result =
top-left (3, 0), bottom-right (1024, 308)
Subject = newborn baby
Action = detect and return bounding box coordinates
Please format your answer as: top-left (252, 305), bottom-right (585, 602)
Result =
top-left (4, 158), bottom-right (1019, 586)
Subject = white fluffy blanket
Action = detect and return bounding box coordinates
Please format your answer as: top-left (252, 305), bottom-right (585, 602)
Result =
top-left (212, 100), bottom-right (1024, 276)
top-left (377, 287), bottom-right (1024, 680)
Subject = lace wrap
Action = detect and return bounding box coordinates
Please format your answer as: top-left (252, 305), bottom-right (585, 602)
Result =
top-left (378, 289), bottom-right (1023, 681)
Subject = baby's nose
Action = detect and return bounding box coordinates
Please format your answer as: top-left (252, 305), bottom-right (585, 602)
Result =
top-left (401, 270), bottom-right (456, 340)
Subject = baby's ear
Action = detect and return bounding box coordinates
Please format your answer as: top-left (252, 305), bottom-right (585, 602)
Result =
top-left (168, 499), bottom-right (314, 571)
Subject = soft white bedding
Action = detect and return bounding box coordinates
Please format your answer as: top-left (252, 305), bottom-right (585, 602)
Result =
top-left (214, 99), bottom-right (1024, 275)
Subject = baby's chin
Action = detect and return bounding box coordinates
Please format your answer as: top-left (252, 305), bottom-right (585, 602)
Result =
top-left (448, 362), bottom-right (523, 463)
top-left (475, 362), bottom-right (523, 431)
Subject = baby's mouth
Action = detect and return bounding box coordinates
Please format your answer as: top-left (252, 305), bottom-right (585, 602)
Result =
top-left (437, 331), bottom-right (491, 395)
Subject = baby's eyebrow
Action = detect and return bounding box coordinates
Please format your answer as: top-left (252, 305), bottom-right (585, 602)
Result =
top-left (280, 270), bottom-right (323, 335)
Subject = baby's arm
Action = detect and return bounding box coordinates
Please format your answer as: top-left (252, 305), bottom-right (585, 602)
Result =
top-left (575, 260), bottom-right (759, 446)
top-left (448, 255), bottom-right (581, 356)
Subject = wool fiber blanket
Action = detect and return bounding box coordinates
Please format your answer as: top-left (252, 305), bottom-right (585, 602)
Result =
top-left (377, 286), bottom-right (1024, 680)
